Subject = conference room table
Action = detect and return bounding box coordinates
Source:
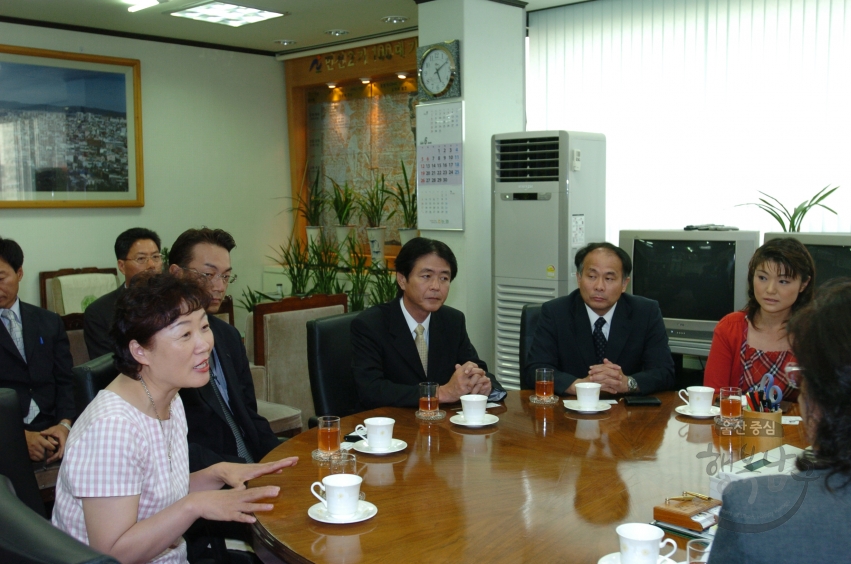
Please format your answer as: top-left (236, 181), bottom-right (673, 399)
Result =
top-left (250, 390), bottom-right (806, 564)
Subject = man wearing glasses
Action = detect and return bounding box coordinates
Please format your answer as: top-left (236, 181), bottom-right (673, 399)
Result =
top-left (167, 227), bottom-right (279, 471)
top-left (84, 227), bottom-right (162, 358)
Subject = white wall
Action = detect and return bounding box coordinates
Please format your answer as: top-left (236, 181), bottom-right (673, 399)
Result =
top-left (0, 21), bottom-right (293, 329)
top-left (528, 0), bottom-right (851, 244)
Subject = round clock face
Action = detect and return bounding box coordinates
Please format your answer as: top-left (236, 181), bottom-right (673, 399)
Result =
top-left (420, 47), bottom-right (454, 96)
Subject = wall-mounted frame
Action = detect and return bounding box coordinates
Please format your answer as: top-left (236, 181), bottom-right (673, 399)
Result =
top-left (0, 44), bottom-right (143, 208)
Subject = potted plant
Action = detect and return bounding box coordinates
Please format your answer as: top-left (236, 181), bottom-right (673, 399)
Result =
top-left (329, 177), bottom-right (358, 264)
top-left (307, 232), bottom-right (344, 295)
top-left (738, 185), bottom-right (839, 232)
top-left (358, 173), bottom-right (396, 268)
top-left (390, 160), bottom-right (418, 246)
top-left (342, 237), bottom-right (371, 312)
top-left (369, 265), bottom-right (398, 306)
top-left (272, 236), bottom-right (311, 296)
top-left (236, 286), bottom-right (276, 312)
top-left (291, 169), bottom-right (327, 245)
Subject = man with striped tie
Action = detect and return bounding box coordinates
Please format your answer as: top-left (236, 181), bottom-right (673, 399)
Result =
top-left (0, 237), bottom-right (75, 463)
top-left (352, 237), bottom-right (505, 409)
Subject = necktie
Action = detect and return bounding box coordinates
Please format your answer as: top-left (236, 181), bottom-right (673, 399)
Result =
top-left (209, 372), bottom-right (254, 463)
top-left (593, 317), bottom-right (607, 365)
top-left (415, 324), bottom-right (428, 375)
top-left (1, 309), bottom-right (25, 361)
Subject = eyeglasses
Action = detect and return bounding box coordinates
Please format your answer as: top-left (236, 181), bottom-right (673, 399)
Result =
top-left (181, 267), bottom-right (237, 285)
top-left (124, 254), bottom-right (163, 266)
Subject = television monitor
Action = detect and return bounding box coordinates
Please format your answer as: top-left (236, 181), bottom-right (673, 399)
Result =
top-left (619, 230), bottom-right (760, 356)
top-left (763, 232), bottom-right (851, 288)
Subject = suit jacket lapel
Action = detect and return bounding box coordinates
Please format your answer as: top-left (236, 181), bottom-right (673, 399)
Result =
top-left (427, 308), bottom-right (451, 379)
top-left (19, 302), bottom-right (39, 364)
top-left (607, 297), bottom-right (631, 363)
top-left (387, 299), bottom-right (427, 378)
top-left (202, 322), bottom-right (232, 424)
top-left (571, 296), bottom-right (596, 369)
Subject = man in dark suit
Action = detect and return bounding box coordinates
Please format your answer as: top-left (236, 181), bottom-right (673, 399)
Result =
top-left (0, 237), bottom-right (75, 463)
top-left (525, 242), bottom-right (674, 396)
top-left (167, 227), bottom-right (279, 470)
top-left (353, 237), bottom-right (505, 409)
top-left (84, 227), bottom-right (162, 359)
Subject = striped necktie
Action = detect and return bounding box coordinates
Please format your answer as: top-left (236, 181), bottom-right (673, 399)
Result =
top-left (415, 324), bottom-right (428, 375)
top-left (209, 356), bottom-right (254, 463)
top-left (2, 309), bottom-right (25, 361)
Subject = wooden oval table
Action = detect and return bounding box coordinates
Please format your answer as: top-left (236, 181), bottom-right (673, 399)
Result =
top-left (250, 391), bottom-right (806, 564)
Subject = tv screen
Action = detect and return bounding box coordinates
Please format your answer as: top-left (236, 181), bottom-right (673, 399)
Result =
top-left (632, 239), bottom-right (736, 322)
top-left (806, 244), bottom-right (851, 287)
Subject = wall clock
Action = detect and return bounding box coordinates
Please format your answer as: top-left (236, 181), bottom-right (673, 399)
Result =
top-left (417, 40), bottom-right (461, 101)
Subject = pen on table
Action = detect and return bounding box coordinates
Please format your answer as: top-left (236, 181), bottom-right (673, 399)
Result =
top-left (666, 496), bottom-right (694, 502)
top-left (683, 491), bottom-right (711, 501)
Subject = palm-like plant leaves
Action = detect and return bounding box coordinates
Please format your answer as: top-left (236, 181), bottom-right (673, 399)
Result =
top-left (737, 185), bottom-right (839, 232)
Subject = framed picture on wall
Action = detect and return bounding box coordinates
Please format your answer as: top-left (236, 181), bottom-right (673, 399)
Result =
top-left (0, 44), bottom-right (143, 208)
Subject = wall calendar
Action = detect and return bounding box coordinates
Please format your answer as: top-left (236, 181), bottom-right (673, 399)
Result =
top-left (415, 101), bottom-right (464, 231)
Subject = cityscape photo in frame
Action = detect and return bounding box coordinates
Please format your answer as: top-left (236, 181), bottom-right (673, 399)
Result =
top-left (0, 44), bottom-right (143, 208)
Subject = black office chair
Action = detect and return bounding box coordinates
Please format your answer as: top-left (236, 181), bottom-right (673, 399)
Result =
top-left (0, 388), bottom-right (46, 518)
top-left (307, 311), bottom-right (362, 426)
top-left (72, 354), bottom-right (118, 419)
top-left (519, 303), bottom-right (543, 390)
top-left (0, 475), bottom-right (119, 564)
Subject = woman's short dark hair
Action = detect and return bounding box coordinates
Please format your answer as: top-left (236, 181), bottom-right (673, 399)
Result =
top-left (110, 272), bottom-right (211, 377)
top-left (394, 237), bottom-right (458, 297)
top-left (788, 278), bottom-right (851, 487)
top-left (574, 242), bottom-right (632, 278)
top-left (744, 238), bottom-right (815, 327)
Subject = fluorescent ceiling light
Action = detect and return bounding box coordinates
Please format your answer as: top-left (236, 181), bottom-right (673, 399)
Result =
top-left (126, 0), bottom-right (165, 12)
top-left (171, 2), bottom-right (287, 27)
top-left (381, 16), bottom-right (408, 24)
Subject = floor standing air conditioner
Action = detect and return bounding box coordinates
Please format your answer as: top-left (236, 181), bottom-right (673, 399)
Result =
top-left (492, 131), bottom-right (606, 389)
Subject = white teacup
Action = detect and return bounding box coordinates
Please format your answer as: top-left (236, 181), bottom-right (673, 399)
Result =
top-left (310, 474), bottom-right (363, 518)
top-left (354, 417), bottom-right (395, 450)
top-left (460, 394), bottom-right (487, 423)
top-left (575, 382), bottom-right (602, 410)
top-left (678, 386), bottom-right (715, 415)
top-left (616, 523), bottom-right (677, 564)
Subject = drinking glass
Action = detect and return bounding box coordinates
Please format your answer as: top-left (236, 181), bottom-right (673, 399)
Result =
top-left (530, 368), bottom-right (559, 405)
top-left (312, 415), bottom-right (341, 461)
top-left (416, 381), bottom-right (445, 420)
top-left (329, 452), bottom-right (358, 475)
top-left (720, 387), bottom-right (743, 418)
top-left (687, 539), bottom-right (712, 563)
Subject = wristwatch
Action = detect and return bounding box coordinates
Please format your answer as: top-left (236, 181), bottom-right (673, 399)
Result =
top-left (626, 376), bottom-right (639, 394)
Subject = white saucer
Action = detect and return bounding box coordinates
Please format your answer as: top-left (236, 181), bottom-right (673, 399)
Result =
top-left (449, 413), bottom-right (499, 427)
top-left (564, 400), bottom-right (612, 413)
top-left (675, 405), bottom-right (721, 419)
top-left (308, 500), bottom-right (377, 524)
top-left (352, 438), bottom-right (407, 455)
top-left (598, 553), bottom-right (676, 564)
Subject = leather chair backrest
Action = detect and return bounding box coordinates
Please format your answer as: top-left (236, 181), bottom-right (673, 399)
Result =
top-left (519, 304), bottom-right (542, 390)
top-left (0, 389), bottom-right (46, 517)
top-left (72, 354), bottom-right (119, 419)
top-left (307, 312), bottom-right (361, 419)
top-left (0, 475), bottom-right (119, 564)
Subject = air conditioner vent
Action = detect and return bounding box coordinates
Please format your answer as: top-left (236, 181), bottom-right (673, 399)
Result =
top-left (495, 136), bottom-right (561, 182)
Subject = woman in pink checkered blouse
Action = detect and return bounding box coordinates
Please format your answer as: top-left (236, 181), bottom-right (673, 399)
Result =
top-left (52, 273), bottom-right (298, 563)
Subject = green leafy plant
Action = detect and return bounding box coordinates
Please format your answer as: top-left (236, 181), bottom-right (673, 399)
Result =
top-left (329, 178), bottom-right (357, 225)
top-left (236, 286), bottom-right (276, 312)
top-left (271, 236), bottom-right (311, 296)
top-left (369, 266), bottom-right (398, 305)
top-left (342, 238), bottom-right (371, 311)
top-left (738, 185), bottom-right (839, 232)
top-left (291, 170), bottom-right (326, 226)
top-left (159, 246), bottom-right (169, 268)
top-left (307, 233), bottom-right (343, 295)
top-left (358, 173), bottom-right (396, 228)
top-left (389, 160), bottom-right (417, 229)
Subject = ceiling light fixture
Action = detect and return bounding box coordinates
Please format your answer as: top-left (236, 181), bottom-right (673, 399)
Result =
top-left (325, 29), bottom-right (350, 37)
top-left (126, 0), bottom-right (167, 13)
top-left (171, 2), bottom-right (287, 27)
top-left (397, 73), bottom-right (407, 80)
top-left (327, 82), bottom-right (337, 89)
top-left (361, 78), bottom-right (371, 84)
top-left (381, 16), bottom-right (408, 24)
top-left (274, 39), bottom-right (297, 46)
